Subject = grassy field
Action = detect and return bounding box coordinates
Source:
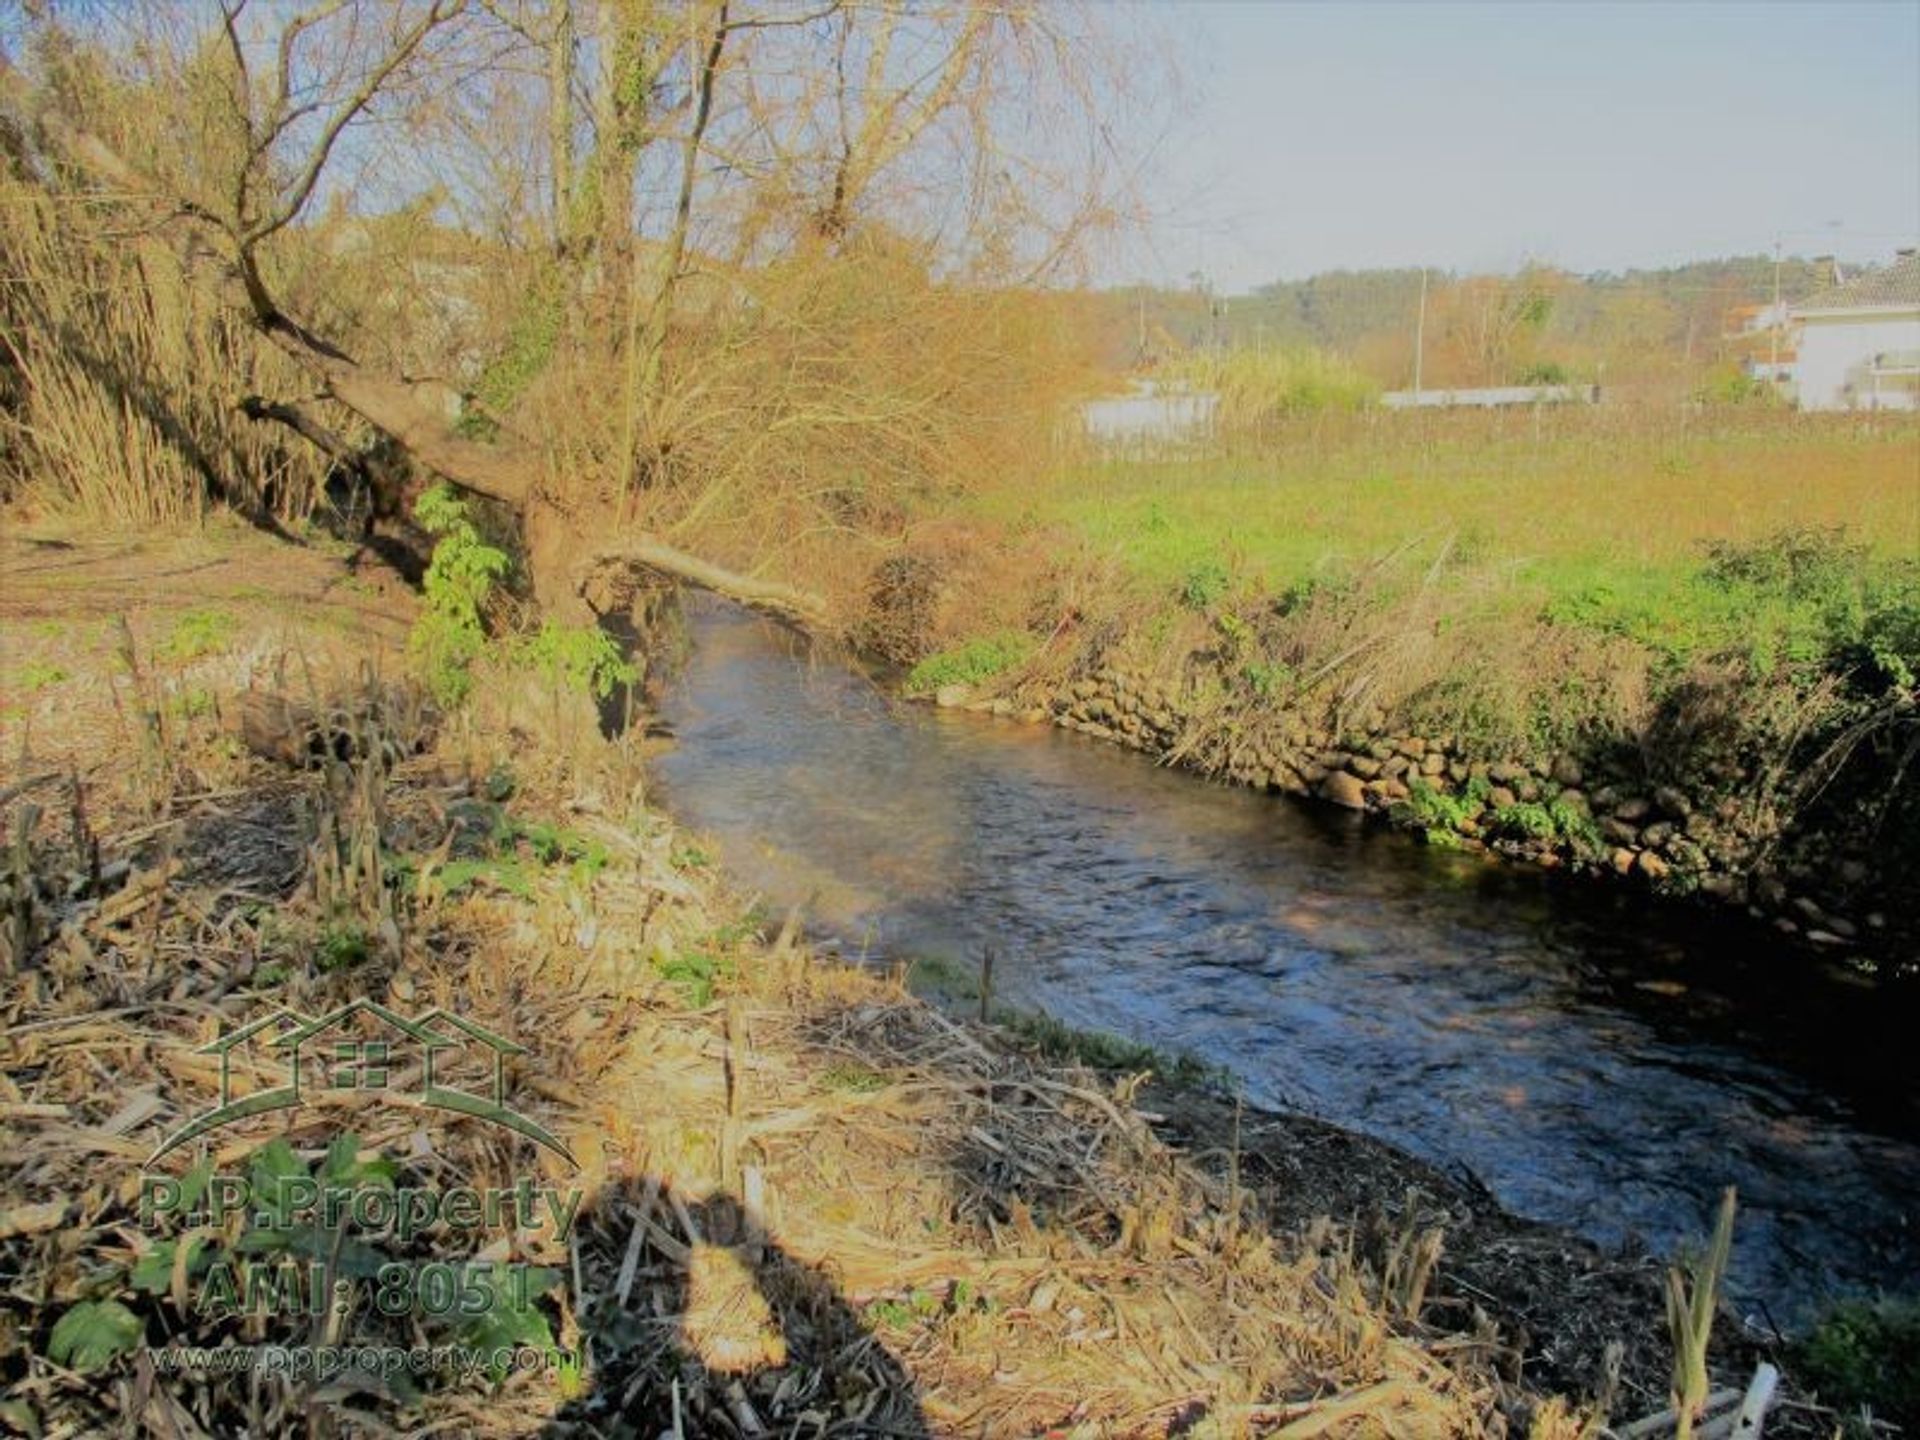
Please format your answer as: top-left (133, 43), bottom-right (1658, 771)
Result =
top-left (992, 408), bottom-right (1915, 603)
top-left (954, 407), bottom-right (1919, 695)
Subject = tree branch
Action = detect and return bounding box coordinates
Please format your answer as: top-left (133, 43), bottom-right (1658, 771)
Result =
top-left (243, 0), bottom-right (465, 246)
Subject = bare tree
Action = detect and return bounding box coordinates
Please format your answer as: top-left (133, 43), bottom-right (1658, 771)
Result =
top-left (3, 0), bottom-right (1133, 627)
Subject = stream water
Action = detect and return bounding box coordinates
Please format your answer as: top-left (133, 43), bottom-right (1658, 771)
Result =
top-left (650, 598), bottom-right (1919, 1322)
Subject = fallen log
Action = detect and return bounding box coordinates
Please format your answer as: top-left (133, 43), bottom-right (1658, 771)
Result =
top-left (584, 538), bottom-right (831, 630)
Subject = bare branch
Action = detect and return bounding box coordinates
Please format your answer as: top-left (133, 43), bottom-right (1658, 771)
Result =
top-left (242, 0), bottom-right (467, 247)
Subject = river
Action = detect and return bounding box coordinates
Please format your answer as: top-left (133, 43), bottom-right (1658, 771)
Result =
top-left (649, 597), bottom-right (1919, 1322)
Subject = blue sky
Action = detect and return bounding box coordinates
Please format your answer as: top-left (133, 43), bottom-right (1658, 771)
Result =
top-left (1114, 1), bottom-right (1920, 291)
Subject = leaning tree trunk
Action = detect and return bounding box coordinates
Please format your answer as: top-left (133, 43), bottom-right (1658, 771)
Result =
top-left (7, 69), bottom-right (829, 634)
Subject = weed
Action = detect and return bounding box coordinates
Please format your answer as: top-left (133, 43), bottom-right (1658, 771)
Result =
top-left (1794, 1296), bottom-right (1920, 1433)
top-left (1179, 558), bottom-right (1232, 612)
top-left (904, 952), bottom-right (981, 1001)
top-left (821, 1063), bottom-right (889, 1093)
top-left (166, 686), bottom-right (215, 721)
top-left (1489, 797), bottom-right (1601, 853)
top-left (513, 620), bottom-right (638, 701)
top-left (1492, 802), bottom-right (1556, 840)
top-left (904, 632), bottom-right (1036, 695)
top-left (1002, 1008), bottom-right (1222, 1088)
top-left (1396, 776), bottom-right (1490, 837)
top-left (653, 948), bottom-right (733, 1008)
top-left (1242, 658), bottom-right (1296, 699)
top-left (1666, 1187), bottom-right (1736, 1440)
top-left (317, 920), bottom-right (369, 971)
top-left (409, 484), bottom-right (511, 707)
top-left (158, 608), bottom-right (236, 662)
top-left (671, 841), bottom-right (713, 870)
top-left (14, 660), bottom-right (67, 691)
top-left (435, 856), bottom-right (536, 900)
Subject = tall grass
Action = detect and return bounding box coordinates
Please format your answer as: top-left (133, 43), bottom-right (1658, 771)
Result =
top-left (939, 404), bottom-right (1918, 763)
top-left (1158, 345), bottom-right (1379, 434)
top-left (0, 175), bottom-right (332, 526)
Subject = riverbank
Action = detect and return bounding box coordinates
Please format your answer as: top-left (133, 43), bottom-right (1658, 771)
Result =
top-left (2, 523), bottom-right (1908, 1436)
top-left (873, 412), bottom-right (1919, 971)
top-left (0, 524), bottom-right (1555, 1435)
top-left (928, 641), bottom-right (1913, 967)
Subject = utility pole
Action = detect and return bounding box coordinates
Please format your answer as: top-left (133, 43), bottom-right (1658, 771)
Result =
top-left (1413, 267), bottom-right (1429, 397)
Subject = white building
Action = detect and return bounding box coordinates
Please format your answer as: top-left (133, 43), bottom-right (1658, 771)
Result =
top-left (1790, 252), bottom-right (1920, 411)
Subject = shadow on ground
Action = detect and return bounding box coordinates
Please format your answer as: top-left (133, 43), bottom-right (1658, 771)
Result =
top-left (548, 1185), bottom-right (927, 1438)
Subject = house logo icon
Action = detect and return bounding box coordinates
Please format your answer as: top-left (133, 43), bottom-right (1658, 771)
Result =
top-left (149, 998), bottom-right (576, 1167)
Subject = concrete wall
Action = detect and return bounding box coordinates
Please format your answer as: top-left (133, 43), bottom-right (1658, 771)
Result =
top-left (1081, 390), bottom-right (1219, 444)
top-left (1381, 384), bottom-right (1598, 410)
top-left (1793, 311), bottom-right (1920, 411)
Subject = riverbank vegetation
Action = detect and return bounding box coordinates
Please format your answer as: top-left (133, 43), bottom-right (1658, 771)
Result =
top-left (2, 0), bottom-right (1917, 1431)
top-left (0, 526), bottom-right (1698, 1438)
top-left (889, 403), bottom-right (1918, 964)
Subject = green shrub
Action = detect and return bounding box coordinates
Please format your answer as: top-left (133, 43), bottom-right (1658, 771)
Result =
top-left (1488, 796), bottom-right (1601, 852)
top-left (1693, 365), bottom-right (1783, 406)
top-left (904, 631), bottom-right (1035, 695)
top-left (1242, 659), bottom-right (1295, 699)
top-left (1395, 776), bottom-right (1489, 839)
top-left (513, 620), bottom-right (638, 700)
top-left (1544, 528), bottom-right (1917, 700)
top-left (1179, 559), bottom-right (1232, 612)
top-left (408, 484), bottom-right (511, 706)
top-left (1794, 1296), bottom-right (1920, 1432)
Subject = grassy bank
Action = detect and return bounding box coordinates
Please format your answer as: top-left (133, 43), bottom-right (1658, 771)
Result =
top-left (988, 409), bottom-right (1915, 599)
top-left (8, 522), bottom-right (1917, 1434)
top-left (881, 407), bottom-right (1919, 960)
top-left (0, 524), bottom-right (1583, 1436)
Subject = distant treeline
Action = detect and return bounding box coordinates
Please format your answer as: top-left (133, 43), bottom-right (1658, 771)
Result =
top-left (1083, 256), bottom-right (1858, 392)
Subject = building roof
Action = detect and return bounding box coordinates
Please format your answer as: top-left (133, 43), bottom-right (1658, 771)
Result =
top-left (1794, 253), bottom-right (1920, 315)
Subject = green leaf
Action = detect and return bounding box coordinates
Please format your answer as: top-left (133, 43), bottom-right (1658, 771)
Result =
top-left (320, 1133), bottom-right (398, 1190)
top-left (176, 1158), bottom-right (215, 1215)
top-left (247, 1138), bottom-right (310, 1229)
top-left (450, 1264), bottom-right (563, 1379)
top-left (130, 1236), bottom-right (213, 1295)
top-left (48, 1300), bottom-right (143, 1372)
top-left (236, 1225), bottom-right (390, 1278)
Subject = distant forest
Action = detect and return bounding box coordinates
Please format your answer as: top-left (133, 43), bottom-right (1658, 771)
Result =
top-left (1082, 255), bottom-right (1863, 392)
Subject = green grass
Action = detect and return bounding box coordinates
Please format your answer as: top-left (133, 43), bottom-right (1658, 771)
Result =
top-left (158, 607), bottom-right (238, 662)
top-left (1794, 1296), bottom-right (1920, 1434)
top-left (1000, 1008), bottom-right (1224, 1089)
top-left (974, 411), bottom-right (1917, 631)
top-left (652, 948), bottom-right (734, 1009)
top-left (13, 660), bottom-right (68, 691)
top-left (904, 631), bottom-right (1036, 695)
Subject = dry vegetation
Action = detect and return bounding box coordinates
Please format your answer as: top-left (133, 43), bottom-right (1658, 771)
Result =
top-left (0, 530), bottom-right (1666, 1439)
top-left (0, 2), bottom-right (1914, 1432)
top-left (0, 0), bottom-right (1110, 630)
